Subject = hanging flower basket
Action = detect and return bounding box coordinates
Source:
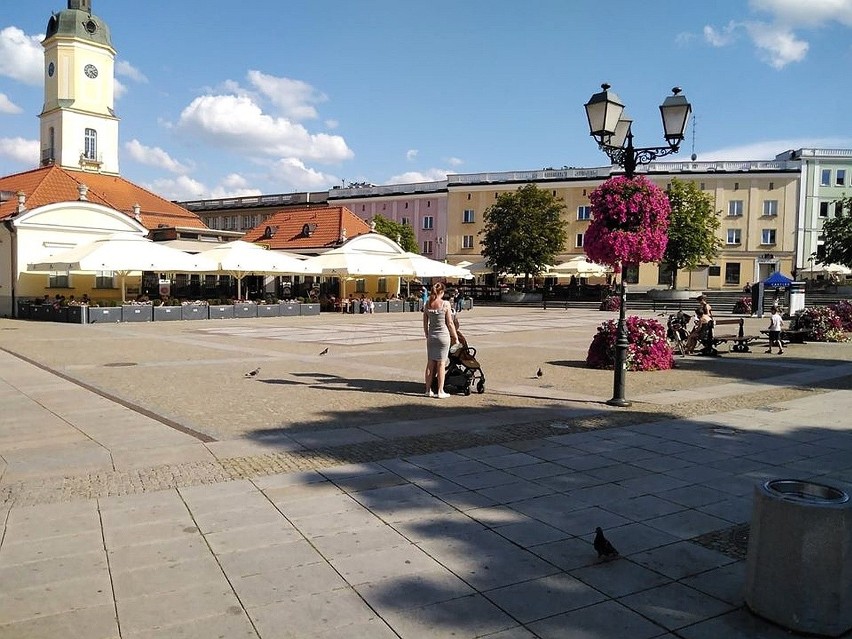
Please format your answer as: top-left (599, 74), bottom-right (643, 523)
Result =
top-left (585, 175), bottom-right (671, 269)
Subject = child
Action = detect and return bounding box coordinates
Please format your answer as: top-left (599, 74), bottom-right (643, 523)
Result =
top-left (766, 306), bottom-right (784, 354)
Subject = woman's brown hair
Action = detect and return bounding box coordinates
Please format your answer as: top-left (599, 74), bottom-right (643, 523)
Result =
top-left (428, 282), bottom-right (446, 303)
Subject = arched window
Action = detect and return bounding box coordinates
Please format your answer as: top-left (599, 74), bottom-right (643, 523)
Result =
top-left (84, 128), bottom-right (97, 160)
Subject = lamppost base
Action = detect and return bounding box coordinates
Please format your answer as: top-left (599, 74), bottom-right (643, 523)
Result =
top-left (606, 397), bottom-right (632, 408)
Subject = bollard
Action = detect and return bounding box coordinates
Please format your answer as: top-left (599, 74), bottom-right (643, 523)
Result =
top-left (745, 479), bottom-right (852, 637)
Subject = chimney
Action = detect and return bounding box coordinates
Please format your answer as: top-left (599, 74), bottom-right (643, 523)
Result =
top-left (133, 203), bottom-right (142, 222)
top-left (16, 191), bottom-right (26, 213)
top-left (77, 183), bottom-right (89, 201)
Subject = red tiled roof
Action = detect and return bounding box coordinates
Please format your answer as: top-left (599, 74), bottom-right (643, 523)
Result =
top-left (0, 165), bottom-right (206, 229)
top-left (241, 206), bottom-right (371, 251)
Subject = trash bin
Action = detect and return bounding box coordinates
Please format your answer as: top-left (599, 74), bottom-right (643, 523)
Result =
top-left (745, 479), bottom-right (852, 637)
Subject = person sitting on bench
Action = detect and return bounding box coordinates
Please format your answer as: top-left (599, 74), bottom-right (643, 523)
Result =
top-left (684, 308), bottom-right (711, 354)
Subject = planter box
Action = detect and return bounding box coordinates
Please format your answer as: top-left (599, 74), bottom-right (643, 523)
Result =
top-left (17, 303), bottom-right (32, 320)
top-left (181, 305), bottom-right (207, 321)
top-left (462, 298), bottom-right (473, 311)
top-left (280, 303), bottom-right (299, 317)
top-left (299, 303), bottom-right (319, 316)
top-left (372, 301), bottom-right (388, 313)
top-left (45, 306), bottom-right (69, 322)
top-left (501, 291), bottom-right (542, 303)
top-left (66, 305), bottom-right (88, 324)
top-left (89, 307), bottom-right (123, 323)
top-left (387, 300), bottom-right (404, 313)
top-left (122, 305), bottom-right (153, 322)
top-left (233, 304), bottom-right (257, 319)
top-left (257, 304), bottom-right (280, 318)
top-left (647, 289), bottom-right (696, 301)
top-left (153, 306), bottom-right (182, 321)
top-left (208, 305), bottom-right (235, 320)
top-left (30, 305), bottom-right (50, 321)
top-left (406, 300), bottom-right (421, 312)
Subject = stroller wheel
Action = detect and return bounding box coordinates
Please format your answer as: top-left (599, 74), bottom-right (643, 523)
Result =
top-left (464, 386), bottom-right (471, 396)
top-left (476, 380), bottom-right (485, 394)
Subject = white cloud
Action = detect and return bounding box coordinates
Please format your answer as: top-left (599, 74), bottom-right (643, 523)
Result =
top-left (325, 119), bottom-right (339, 129)
top-left (387, 168), bottom-right (450, 184)
top-left (268, 158), bottom-right (339, 190)
top-left (700, 137), bottom-right (852, 161)
top-left (406, 149), bottom-right (418, 161)
top-left (0, 27), bottom-right (44, 86)
top-left (445, 156), bottom-right (463, 167)
top-left (247, 70), bottom-right (327, 121)
top-left (0, 136), bottom-right (39, 165)
top-left (0, 93), bottom-right (22, 114)
top-left (124, 139), bottom-right (192, 174)
top-left (744, 22), bottom-right (808, 68)
top-left (146, 175), bottom-right (208, 201)
top-left (114, 78), bottom-right (127, 100)
top-left (703, 0), bottom-right (852, 68)
top-left (115, 60), bottom-right (148, 83)
top-left (178, 93), bottom-right (353, 162)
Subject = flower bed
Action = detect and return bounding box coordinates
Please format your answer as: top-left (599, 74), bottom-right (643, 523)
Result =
top-left (795, 306), bottom-right (848, 342)
top-left (599, 295), bottom-right (620, 311)
top-left (829, 300), bottom-right (852, 332)
top-left (586, 316), bottom-right (674, 371)
top-left (733, 296), bottom-right (752, 314)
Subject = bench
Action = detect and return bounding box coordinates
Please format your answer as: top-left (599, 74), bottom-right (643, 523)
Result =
top-left (699, 318), bottom-right (759, 355)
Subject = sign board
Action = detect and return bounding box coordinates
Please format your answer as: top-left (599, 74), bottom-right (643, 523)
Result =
top-left (158, 279), bottom-right (171, 297)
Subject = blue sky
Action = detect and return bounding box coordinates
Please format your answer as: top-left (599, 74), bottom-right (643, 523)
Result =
top-left (1, 0), bottom-right (851, 200)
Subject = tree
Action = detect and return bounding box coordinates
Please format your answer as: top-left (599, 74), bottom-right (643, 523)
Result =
top-left (371, 215), bottom-right (418, 253)
top-left (821, 196), bottom-right (852, 268)
top-left (662, 178), bottom-right (723, 290)
top-left (480, 184), bottom-right (567, 285)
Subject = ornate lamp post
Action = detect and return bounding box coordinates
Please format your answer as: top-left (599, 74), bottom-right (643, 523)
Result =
top-left (584, 84), bottom-right (691, 407)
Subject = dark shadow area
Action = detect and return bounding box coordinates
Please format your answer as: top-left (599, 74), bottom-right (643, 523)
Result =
top-left (267, 409), bottom-right (852, 638)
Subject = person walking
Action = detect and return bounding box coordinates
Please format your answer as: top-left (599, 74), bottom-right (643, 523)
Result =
top-left (423, 282), bottom-right (458, 398)
top-left (766, 306), bottom-right (784, 354)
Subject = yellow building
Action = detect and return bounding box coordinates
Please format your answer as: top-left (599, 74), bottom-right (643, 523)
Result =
top-left (445, 160), bottom-right (800, 291)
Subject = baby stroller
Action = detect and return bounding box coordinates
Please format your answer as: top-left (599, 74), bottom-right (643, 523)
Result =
top-left (433, 344), bottom-right (486, 395)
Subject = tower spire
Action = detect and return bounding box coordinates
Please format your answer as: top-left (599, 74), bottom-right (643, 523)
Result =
top-left (68, 0), bottom-right (92, 12)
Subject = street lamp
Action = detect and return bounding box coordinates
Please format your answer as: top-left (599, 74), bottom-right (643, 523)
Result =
top-left (584, 84), bottom-right (692, 407)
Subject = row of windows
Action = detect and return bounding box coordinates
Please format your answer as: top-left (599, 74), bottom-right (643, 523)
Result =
top-left (726, 200), bottom-right (779, 216)
top-left (725, 229), bottom-right (777, 245)
top-left (617, 262), bottom-right (744, 287)
top-left (820, 168), bottom-right (848, 187)
top-left (359, 201), bottom-right (432, 213)
top-left (819, 201), bottom-right (845, 217)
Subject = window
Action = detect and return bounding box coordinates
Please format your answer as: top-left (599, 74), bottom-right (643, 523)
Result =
top-left (821, 169), bottom-right (831, 186)
top-left (819, 202), bottom-right (830, 217)
top-left (49, 271), bottom-right (69, 288)
top-left (708, 265), bottom-right (721, 276)
top-left (467, 193), bottom-right (471, 200)
top-left (84, 128), bottom-right (97, 160)
top-left (727, 229), bottom-right (741, 244)
top-left (462, 235), bottom-right (474, 249)
top-left (404, 202), bottom-right (409, 209)
top-left (700, 182), bottom-right (706, 190)
top-left (377, 277), bottom-right (387, 293)
top-left (427, 200), bottom-right (431, 208)
top-left (836, 202), bottom-right (845, 217)
top-left (422, 216), bottom-right (433, 230)
top-left (728, 200), bottom-right (743, 216)
top-left (725, 263), bottom-right (741, 285)
top-left (623, 262), bottom-right (639, 284)
top-left (94, 270), bottom-right (114, 289)
top-left (837, 169), bottom-right (847, 186)
top-left (241, 215), bottom-right (253, 229)
top-left (400, 217), bottom-right (410, 226)
top-left (762, 200), bottom-right (778, 216)
top-left (577, 205), bottom-right (591, 220)
top-left (761, 229), bottom-right (776, 245)
top-left (657, 264), bottom-right (674, 286)
top-left (734, 182), bottom-right (739, 190)
top-left (575, 233), bottom-right (584, 248)
top-left (422, 240), bottom-right (433, 254)
top-left (355, 279), bottom-right (366, 293)
top-left (769, 182), bottom-right (774, 190)
top-left (463, 209), bottom-right (475, 223)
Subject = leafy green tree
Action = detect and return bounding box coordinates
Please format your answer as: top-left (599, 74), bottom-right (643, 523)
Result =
top-left (662, 178), bottom-right (723, 289)
top-left (480, 184), bottom-right (567, 286)
top-left (372, 215), bottom-right (418, 253)
top-left (820, 196), bottom-right (852, 268)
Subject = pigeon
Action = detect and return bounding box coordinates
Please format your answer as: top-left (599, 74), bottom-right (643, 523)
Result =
top-left (593, 527), bottom-right (619, 559)
top-left (244, 367), bottom-right (261, 378)
top-left (319, 347), bottom-right (329, 356)
top-left (536, 367), bottom-right (543, 378)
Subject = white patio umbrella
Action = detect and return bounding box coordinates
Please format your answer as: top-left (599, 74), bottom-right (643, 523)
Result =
top-left (197, 241), bottom-right (314, 299)
top-left (387, 252), bottom-right (474, 280)
top-left (301, 248), bottom-right (406, 276)
top-left (27, 233), bottom-right (217, 301)
top-left (808, 263), bottom-right (851, 277)
top-left (548, 256), bottom-right (611, 278)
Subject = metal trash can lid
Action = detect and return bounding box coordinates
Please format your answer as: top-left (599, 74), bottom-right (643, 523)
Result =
top-left (764, 479), bottom-right (849, 504)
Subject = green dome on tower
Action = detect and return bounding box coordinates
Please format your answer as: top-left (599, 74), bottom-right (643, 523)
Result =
top-left (45, 0), bottom-right (113, 49)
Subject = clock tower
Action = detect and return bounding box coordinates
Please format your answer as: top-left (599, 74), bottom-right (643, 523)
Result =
top-left (39, 0), bottom-right (119, 174)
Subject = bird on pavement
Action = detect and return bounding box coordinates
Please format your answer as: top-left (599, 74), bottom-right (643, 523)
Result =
top-left (536, 367), bottom-right (543, 378)
top-left (244, 367), bottom-right (261, 378)
top-left (319, 347), bottom-right (329, 356)
top-left (593, 527), bottom-right (619, 559)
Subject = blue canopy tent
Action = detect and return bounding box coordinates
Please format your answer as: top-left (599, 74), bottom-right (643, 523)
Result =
top-left (763, 271), bottom-right (793, 288)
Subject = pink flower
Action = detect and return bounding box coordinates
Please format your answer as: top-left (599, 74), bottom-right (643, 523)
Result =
top-left (586, 316), bottom-right (675, 371)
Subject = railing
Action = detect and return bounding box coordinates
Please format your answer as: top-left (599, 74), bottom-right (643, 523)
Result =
top-left (641, 160), bottom-right (800, 173)
top-left (328, 181), bottom-right (448, 198)
top-left (447, 167), bottom-right (612, 185)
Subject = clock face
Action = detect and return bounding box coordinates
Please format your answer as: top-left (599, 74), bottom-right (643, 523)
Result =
top-left (84, 64), bottom-right (98, 79)
top-left (47, 62), bottom-right (55, 77)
